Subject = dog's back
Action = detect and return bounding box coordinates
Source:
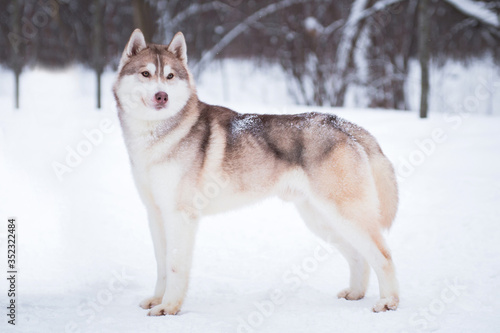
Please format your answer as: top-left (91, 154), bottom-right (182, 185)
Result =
top-left (185, 105), bottom-right (398, 230)
top-left (114, 29), bottom-right (400, 315)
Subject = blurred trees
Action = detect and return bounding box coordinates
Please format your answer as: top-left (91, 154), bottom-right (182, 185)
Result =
top-left (154, 0), bottom-right (499, 111)
top-left (0, 0), bottom-right (498, 112)
top-left (0, 0), bottom-right (146, 108)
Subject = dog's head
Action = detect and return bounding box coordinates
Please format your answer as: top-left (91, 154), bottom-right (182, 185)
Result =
top-left (113, 30), bottom-right (195, 121)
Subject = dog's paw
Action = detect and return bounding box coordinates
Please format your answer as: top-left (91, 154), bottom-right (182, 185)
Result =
top-left (337, 288), bottom-right (365, 300)
top-left (147, 302), bottom-right (181, 316)
top-left (372, 296), bottom-right (399, 312)
top-left (139, 296), bottom-right (162, 310)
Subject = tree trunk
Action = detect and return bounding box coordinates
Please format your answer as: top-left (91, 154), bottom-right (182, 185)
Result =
top-left (332, 0), bottom-right (369, 107)
top-left (96, 70), bottom-right (102, 109)
top-left (15, 70), bottom-right (20, 109)
top-left (418, 0), bottom-right (430, 118)
top-left (132, 0), bottom-right (154, 43)
top-left (12, 0), bottom-right (22, 109)
top-left (93, 0), bottom-right (104, 109)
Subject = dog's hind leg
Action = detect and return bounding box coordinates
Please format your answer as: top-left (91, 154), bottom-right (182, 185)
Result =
top-left (345, 225), bottom-right (398, 312)
top-left (314, 200), bottom-right (399, 312)
top-left (335, 243), bottom-right (370, 301)
top-left (306, 142), bottom-right (399, 311)
top-left (295, 201), bottom-right (370, 301)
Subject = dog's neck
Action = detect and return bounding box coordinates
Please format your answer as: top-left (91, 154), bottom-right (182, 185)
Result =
top-left (118, 95), bottom-right (201, 158)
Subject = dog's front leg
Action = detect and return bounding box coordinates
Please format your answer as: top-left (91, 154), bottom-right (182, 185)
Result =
top-left (139, 203), bottom-right (166, 310)
top-left (148, 210), bottom-right (199, 316)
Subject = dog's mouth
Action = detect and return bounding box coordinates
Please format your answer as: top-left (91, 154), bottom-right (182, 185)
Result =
top-left (139, 97), bottom-right (166, 111)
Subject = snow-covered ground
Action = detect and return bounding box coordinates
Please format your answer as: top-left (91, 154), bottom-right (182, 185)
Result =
top-left (0, 65), bottom-right (499, 333)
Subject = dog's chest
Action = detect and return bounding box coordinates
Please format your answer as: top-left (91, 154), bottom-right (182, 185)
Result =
top-left (131, 158), bottom-right (187, 207)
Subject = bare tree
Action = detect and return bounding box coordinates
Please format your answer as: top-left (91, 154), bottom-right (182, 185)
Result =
top-left (132, 0), bottom-right (156, 43)
top-left (92, 0), bottom-right (104, 109)
top-left (0, 0), bottom-right (497, 115)
top-left (418, 0), bottom-right (430, 118)
top-left (11, 0), bottom-right (24, 109)
top-left (332, 0), bottom-right (370, 107)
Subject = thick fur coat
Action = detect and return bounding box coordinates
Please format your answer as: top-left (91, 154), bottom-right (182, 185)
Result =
top-left (113, 29), bottom-right (399, 316)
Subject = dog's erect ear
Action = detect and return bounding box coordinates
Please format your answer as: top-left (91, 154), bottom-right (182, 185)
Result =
top-left (167, 32), bottom-right (187, 65)
top-left (118, 29), bottom-right (147, 71)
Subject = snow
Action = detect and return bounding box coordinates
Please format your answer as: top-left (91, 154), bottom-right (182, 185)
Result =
top-left (1, 64), bottom-right (500, 333)
top-left (230, 114), bottom-right (261, 135)
top-left (304, 17), bottom-right (324, 33)
top-left (335, 0), bottom-right (369, 76)
top-left (405, 57), bottom-right (500, 116)
top-left (197, 60), bottom-right (291, 107)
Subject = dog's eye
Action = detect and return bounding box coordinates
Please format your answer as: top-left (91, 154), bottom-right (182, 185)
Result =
top-left (141, 71), bottom-right (150, 78)
top-left (167, 73), bottom-right (174, 80)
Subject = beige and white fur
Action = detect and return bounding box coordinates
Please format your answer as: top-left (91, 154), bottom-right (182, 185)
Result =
top-left (113, 29), bottom-right (400, 316)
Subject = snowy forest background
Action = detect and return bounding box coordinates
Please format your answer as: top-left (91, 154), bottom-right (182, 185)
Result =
top-left (1, 0), bottom-right (499, 115)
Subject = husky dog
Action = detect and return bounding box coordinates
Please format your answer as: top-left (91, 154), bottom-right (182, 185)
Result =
top-left (113, 29), bottom-right (399, 316)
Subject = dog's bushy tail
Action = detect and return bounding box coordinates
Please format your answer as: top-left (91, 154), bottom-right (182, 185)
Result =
top-left (370, 155), bottom-right (399, 229)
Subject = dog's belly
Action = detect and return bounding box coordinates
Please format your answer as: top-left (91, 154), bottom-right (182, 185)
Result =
top-left (201, 188), bottom-right (269, 216)
top-left (200, 168), bottom-right (310, 216)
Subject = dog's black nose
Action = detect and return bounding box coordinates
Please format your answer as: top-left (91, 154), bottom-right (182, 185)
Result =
top-left (155, 91), bottom-right (168, 105)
